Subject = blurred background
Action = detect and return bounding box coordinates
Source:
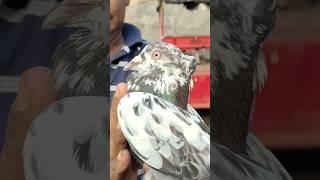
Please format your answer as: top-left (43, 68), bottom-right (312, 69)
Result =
top-left (125, 0), bottom-right (320, 179)
top-left (252, 1), bottom-right (320, 179)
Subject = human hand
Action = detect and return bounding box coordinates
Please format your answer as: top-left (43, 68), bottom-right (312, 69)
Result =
top-left (110, 83), bottom-right (140, 180)
top-left (0, 67), bottom-right (57, 180)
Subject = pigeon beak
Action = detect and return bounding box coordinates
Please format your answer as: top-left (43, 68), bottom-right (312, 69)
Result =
top-left (123, 55), bottom-right (143, 71)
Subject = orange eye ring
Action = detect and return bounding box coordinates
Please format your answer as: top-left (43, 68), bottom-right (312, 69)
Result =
top-left (152, 51), bottom-right (161, 60)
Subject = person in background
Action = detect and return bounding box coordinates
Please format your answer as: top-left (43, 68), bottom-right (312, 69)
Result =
top-left (0, 0), bottom-right (145, 179)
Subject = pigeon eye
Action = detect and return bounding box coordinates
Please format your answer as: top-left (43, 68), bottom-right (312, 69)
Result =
top-left (152, 51), bottom-right (161, 60)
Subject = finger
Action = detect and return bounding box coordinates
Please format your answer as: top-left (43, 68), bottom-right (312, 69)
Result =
top-left (110, 83), bottom-right (128, 159)
top-left (110, 149), bottom-right (132, 180)
top-left (24, 67), bottom-right (57, 116)
top-left (3, 67), bottom-right (57, 158)
top-left (110, 83), bottom-right (128, 137)
top-left (11, 67), bottom-right (57, 119)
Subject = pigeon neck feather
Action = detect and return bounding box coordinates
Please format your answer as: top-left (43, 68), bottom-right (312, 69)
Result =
top-left (127, 70), bottom-right (191, 110)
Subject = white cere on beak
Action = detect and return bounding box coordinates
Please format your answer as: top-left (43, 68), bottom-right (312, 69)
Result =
top-left (123, 45), bottom-right (149, 71)
top-left (123, 55), bottom-right (143, 71)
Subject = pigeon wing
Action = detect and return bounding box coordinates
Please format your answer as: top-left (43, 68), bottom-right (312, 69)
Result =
top-left (117, 92), bottom-right (210, 179)
top-left (23, 97), bottom-right (108, 180)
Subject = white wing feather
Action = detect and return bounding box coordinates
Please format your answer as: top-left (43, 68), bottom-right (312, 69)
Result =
top-left (23, 97), bottom-right (108, 180)
top-left (117, 92), bottom-right (210, 179)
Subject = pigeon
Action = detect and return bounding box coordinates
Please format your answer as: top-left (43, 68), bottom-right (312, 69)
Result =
top-left (23, 0), bottom-right (109, 180)
top-left (117, 42), bottom-right (210, 180)
top-left (211, 0), bottom-right (292, 179)
top-left (43, 0), bottom-right (108, 98)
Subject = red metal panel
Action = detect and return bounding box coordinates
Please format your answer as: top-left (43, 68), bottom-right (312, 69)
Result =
top-left (163, 36), bottom-right (210, 51)
top-left (251, 41), bottom-right (320, 148)
top-left (189, 70), bottom-right (210, 108)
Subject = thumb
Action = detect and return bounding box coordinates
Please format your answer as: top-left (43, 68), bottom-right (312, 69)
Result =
top-left (3, 67), bottom-right (57, 158)
top-left (1, 67), bottom-right (57, 179)
top-left (110, 149), bottom-right (133, 180)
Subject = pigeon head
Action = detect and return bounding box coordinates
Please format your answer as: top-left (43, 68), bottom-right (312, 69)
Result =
top-left (125, 42), bottom-right (198, 79)
top-left (125, 42), bottom-right (198, 109)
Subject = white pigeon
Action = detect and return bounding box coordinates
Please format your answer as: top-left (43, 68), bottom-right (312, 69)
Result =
top-left (117, 42), bottom-right (210, 180)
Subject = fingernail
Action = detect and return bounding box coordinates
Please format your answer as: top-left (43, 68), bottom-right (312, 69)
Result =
top-left (115, 83), bottom-right (126, 97)
top-left (116, 123), bottom-right (121, 129)
top-left (117, 151), bottom-right (123, 160)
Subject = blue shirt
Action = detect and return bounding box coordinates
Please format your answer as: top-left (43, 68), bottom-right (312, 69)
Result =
top-left (110, 23), bottom-right (147, 98)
